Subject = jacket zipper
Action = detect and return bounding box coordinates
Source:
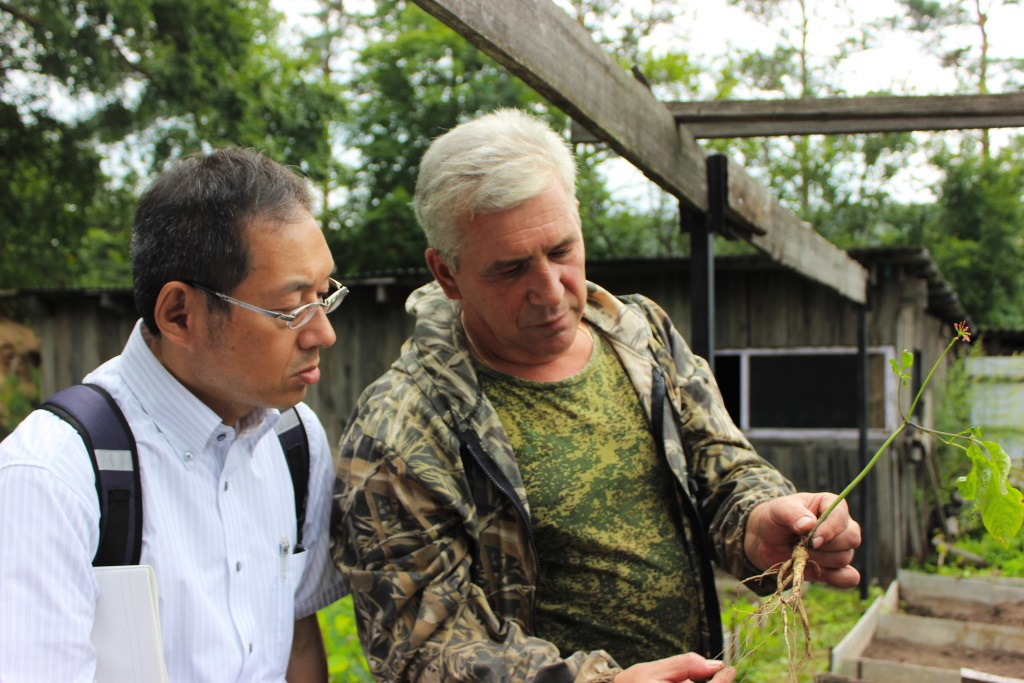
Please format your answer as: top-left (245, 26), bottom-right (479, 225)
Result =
top-left (456, 422), bottom-right (541, 633)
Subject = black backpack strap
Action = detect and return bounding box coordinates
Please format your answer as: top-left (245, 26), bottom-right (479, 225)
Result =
top-left (275, 407), bottom-right (310, 553)
top-left (651, 368), bottom-right (724, 660)
top-left (40, 383), bottom-right (142, 567)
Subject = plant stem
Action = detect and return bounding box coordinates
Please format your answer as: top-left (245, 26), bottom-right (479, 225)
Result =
top-left (811, 422), bottom-right (907, 536)
top-left (810, 336), bottom-right (960, 536)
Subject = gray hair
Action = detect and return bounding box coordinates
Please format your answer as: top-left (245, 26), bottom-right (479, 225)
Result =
top-left (412, 109), bottom-right (577, 269)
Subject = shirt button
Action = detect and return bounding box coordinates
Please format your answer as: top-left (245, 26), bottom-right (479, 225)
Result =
top-left (236, 561), bottom-right (242, 572)
top-left (184, 451), bottom-right (194, 462)
top-left (217, 433), bottom-right (226, 442)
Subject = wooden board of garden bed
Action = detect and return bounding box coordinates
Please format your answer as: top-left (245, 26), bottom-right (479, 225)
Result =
top-left (830, 570), bottom-right (1024, 682)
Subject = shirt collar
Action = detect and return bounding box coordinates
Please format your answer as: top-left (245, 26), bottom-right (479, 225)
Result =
top-left (118, 321), bottom-right (279, 461)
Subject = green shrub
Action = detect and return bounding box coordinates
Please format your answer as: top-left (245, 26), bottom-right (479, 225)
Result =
top-left (0, 369), bottom-right (40, 439)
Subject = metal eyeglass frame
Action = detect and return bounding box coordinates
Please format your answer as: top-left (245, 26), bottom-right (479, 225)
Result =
top-left (188, 277), bottom-right (348, 329)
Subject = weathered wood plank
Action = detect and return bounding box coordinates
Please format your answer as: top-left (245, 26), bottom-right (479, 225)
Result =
top-left (667, 93), bottom-right (1024, 137)
top-left (411, 0), bottom-right (709, 213)
top-left (960, 669), bottom-right (1024, 683)
top-left (572, 94), bottom-right (1024, 138)
top-left (831, 578), bottom-right (899, 676)
top-left (412, 0), bottom-right (867, 304)
top-left (680, 115), bottom-right (1024, 138)
top-left (724, 157), bottom-right (867, 303)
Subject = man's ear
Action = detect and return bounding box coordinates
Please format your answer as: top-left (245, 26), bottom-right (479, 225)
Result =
top-left (153, 281), bottom-right (199, 347)
top-left (425, 248), bottom-right (462, 300)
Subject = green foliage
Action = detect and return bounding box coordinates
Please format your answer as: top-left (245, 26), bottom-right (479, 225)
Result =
top-left (325, 1), bottom-right (544, 274)
top-left (0, 369), bottom-right (40, 440)
top-left (957, 437), bottom-right (1024, 545)
top-left (913, 518), bottom-right (1024, 578)
top-left (1, 0), bottom-right (347, 289)
top-left (923, 143), bottom-right (1024, 327)
top-left (0, 116), bottom-right (110, 288)
top-left (895, 327), bottom-right (1024, 544)
top-left (712, 0), bottom-right (917, 242)
top-left (892, 0), bottom-right (1022, 92)
top-left (74, 226), bottom-right (134, 288)
top-left (318, 596), bottom-right (373, 682)
top-left (815, 324), bottom-right (1022, 577)
top-left (889, 349), bottom-right (915, 387)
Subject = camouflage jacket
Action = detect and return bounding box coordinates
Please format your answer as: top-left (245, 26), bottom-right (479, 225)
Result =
top-left (332, 281), bottom-right (795, 683)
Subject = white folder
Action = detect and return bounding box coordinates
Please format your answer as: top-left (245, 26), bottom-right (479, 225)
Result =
top-left (91, 565), bottom-right (169, 683)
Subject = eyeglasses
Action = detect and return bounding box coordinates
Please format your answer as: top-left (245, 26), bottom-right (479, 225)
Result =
top-left (189, 277), bottom-right (349, 330)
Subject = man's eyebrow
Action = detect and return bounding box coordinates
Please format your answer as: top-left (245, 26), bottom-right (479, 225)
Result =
top-left (484, 255), bottom-right (529, 275)
top-left (483, 236), bottom-right (578, 275)
top-left (276, 268), bottom-right (339, 295)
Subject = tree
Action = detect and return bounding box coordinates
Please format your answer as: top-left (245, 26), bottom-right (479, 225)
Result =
top-left (1, 0), bottom-right (346, 288)
top-left (879, 0), bottom-right (1024, 324)
top-left (906, 142), bottom-right (1024, 327)
top-left (319, 1), bottom-right (542, 274)
top-left (891, 0), bottom-right (1023, 156)
top-left (325, 0), bottom-right (682, 274)
top-left (701, 0), bottom-right (919, 247)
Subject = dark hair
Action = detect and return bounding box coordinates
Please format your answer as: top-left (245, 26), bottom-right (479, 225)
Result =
top-left (130, 147), bottom-right (316, 334)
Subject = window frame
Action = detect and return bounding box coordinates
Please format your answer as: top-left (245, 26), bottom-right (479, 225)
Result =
top-left (716, 345), bottom-right (899, 439)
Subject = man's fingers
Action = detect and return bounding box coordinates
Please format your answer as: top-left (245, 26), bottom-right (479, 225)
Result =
top-left (811, 514), bottom-right (862, 551)
top-left (807, 563), bottom-right (861, 589)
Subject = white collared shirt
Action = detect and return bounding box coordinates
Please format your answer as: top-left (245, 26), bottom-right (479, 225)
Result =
top-left (0, 321), bottom-right (346, 682)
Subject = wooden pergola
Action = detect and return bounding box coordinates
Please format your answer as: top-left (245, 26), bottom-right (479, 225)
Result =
top-left (410, 0), bottom-right (1023, 353)
top-left (409, 0), bottom-right (1024, 590)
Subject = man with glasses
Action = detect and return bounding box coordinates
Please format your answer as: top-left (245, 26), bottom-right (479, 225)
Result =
top-left (0, 147), bottom-right (347, 682)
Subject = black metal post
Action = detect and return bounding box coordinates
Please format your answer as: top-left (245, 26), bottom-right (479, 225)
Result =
top-left (856, 302), bottom-right (871, 599)
top-left (692, 154), bottom-right (727, 371)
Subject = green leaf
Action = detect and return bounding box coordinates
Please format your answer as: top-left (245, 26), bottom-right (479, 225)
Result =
top-left (889, 351), bottom-right (912, 387)
top-left (957, 440), bottom-right (1024, 545)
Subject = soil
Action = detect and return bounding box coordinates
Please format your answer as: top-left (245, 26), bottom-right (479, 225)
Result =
top-left (863, 636), bottom-right (1024, 678)
top-left (858, 595), bottom-right (1024, 679)
top-left (903, 597), bottom-right (1024, 628)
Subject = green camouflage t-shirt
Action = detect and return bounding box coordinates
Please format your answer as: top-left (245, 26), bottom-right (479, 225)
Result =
top-left (478, 326), bottom-right (702, 667)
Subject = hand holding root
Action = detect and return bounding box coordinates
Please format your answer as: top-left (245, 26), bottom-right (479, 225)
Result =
top-left (744, 492), bottom-right (862, 589)
top-left (738, 493), bottom-right (863, 671)
top-left (730, 323), bottom-right (1021, 681)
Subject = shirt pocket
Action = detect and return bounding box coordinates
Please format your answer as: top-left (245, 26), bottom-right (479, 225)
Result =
top-left (274, 548), bottom-right (309, 658)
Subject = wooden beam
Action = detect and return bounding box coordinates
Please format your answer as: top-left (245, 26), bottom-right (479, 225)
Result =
top-left (724, 157), bottom-right (866, 302)
top-left (411, 0), bottom-right (708, 213)
top-left (573, 93), bottom-right (1024, 139)
top-left (411, 0), bottom-right (867, 304)
top-left (672, 93), bottom-right (1024, 137)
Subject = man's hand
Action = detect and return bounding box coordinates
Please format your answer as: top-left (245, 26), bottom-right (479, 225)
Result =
top-left (614, 654), bottom-right (735, 682)
top-left (744, 492), bottom-right (862, 589)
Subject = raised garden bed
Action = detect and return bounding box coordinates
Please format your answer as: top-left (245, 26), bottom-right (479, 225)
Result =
top-left (830, 570), bottom-right (1024, 682)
